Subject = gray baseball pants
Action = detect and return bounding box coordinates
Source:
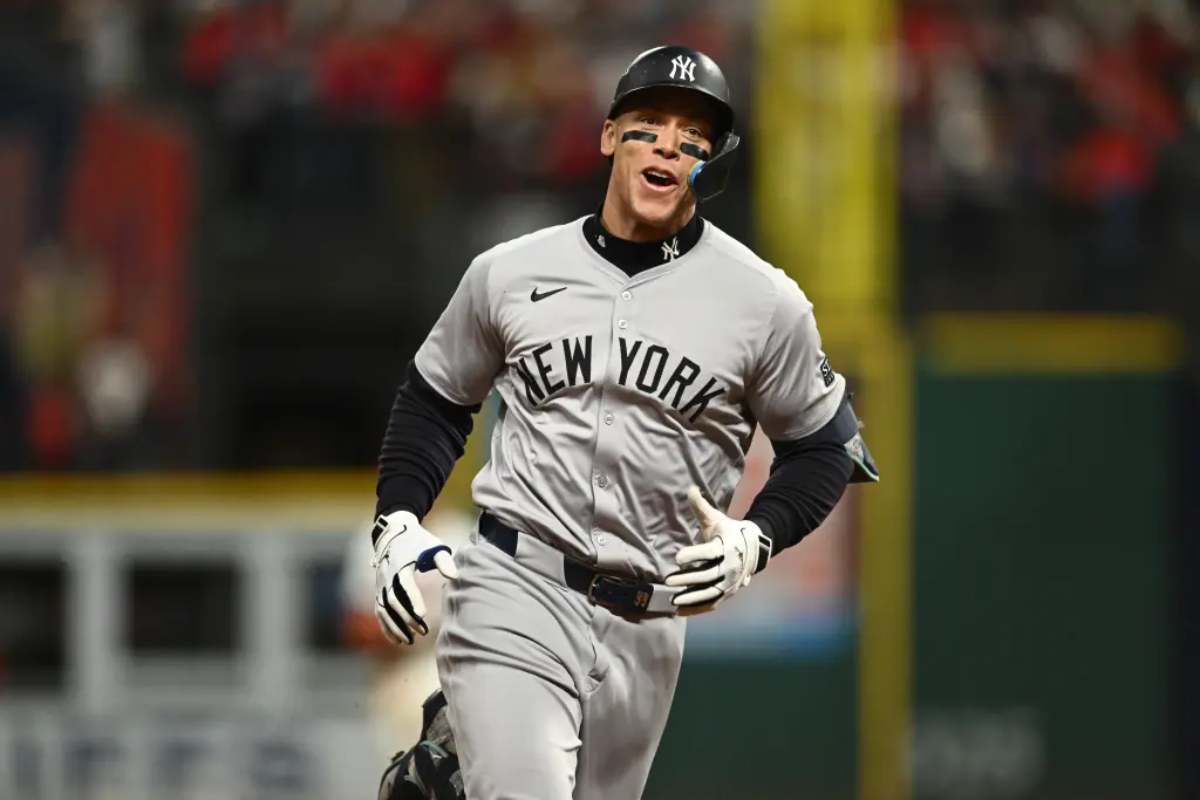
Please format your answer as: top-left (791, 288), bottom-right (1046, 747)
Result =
top-left (436, 533), bottom-right (687, 799)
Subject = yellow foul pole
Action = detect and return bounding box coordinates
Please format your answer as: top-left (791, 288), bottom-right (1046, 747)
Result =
top-left (756, 1), bottom-right (911, 798)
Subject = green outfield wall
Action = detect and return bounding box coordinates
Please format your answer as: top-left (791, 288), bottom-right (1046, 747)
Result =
top-left (645, 315), bottom-right (1181, 800)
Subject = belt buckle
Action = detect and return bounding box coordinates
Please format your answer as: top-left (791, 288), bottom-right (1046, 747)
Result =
top-left (587, 573), bottom-right (653, 613)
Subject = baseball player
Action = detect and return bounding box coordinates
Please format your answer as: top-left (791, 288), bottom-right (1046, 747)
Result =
top-left (370, 45), bottom-right (879, 799)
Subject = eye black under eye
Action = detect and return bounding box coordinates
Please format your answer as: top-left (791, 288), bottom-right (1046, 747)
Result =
top-left (622, 130), bottom-right (658, 144)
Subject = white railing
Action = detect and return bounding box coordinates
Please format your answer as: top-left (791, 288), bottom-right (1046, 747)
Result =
top-left (0, 523), bottom-right (380, 799)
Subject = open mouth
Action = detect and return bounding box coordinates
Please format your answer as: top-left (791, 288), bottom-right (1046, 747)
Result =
top-left (641, 167), bottom-right (677, 189)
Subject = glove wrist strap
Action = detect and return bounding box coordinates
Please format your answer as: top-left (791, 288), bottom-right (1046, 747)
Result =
top-left (371, 510), bottom-right (418, 566)
top-left (750, 527), bottom-right (772, 574)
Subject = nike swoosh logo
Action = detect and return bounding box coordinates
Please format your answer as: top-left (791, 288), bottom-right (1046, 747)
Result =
top-left (531, 286), bottom-right (568, 302)
top-left (382, 524), bottom-right (406, 563)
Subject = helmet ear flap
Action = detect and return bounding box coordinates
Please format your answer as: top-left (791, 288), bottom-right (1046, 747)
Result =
top-left (687, 132), bottom-right (741, 202)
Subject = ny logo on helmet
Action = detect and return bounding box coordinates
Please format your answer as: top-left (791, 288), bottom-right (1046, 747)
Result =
top-left (670, 55), bottom-right (696, 82)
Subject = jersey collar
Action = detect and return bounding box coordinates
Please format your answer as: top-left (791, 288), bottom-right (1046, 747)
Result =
top-left (582, 212), bottom-right (704, 278)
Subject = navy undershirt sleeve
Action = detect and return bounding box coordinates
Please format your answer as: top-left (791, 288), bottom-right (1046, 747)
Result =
top-left (375, 361), bottom-right (479, 537)
top-left (745, 434), bottom-right (854, 558)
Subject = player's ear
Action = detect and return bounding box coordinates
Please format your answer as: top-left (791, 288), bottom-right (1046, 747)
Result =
top-left (600, 119), bottom-right (617, 158)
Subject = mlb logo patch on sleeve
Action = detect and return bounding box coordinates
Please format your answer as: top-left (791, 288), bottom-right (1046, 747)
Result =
top-left (819, 355), bottom-right (835, 387)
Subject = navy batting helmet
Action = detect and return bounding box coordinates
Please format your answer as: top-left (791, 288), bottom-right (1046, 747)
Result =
top-left (607, 45), bottom-right (741, 202)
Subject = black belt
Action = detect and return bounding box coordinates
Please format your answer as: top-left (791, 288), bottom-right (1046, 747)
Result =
top-left (478, 512), bottom-right (675, 616)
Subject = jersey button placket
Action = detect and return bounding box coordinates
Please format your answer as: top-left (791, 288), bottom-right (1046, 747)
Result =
top-left (591, 290), bottom-right (632, 567)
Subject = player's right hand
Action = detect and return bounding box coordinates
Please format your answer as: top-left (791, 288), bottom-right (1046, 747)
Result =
top-left (371, 510), bottom-right (459, 646)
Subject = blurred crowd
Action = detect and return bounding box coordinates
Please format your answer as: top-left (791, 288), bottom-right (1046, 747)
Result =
top-left (1, 0), bottom-right (1197, 471)
top-left (178, 0), bottom-right (749, 181)
top-left (0, 0), bottom-right (749, 470)
top-left (900, 0), bottom-right (1200, 311)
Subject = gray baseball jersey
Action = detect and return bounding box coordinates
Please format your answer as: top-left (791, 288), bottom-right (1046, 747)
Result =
top-left (415, 215), bottom-right (845, 581)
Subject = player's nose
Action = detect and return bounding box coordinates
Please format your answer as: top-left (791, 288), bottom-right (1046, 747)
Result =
top-left (653, 127), bottom-right (681, 160)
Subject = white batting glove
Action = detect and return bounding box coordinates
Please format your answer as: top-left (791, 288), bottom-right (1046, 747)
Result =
top-left (371, 510), bottom-right (459, 646)
top-left (666, 486), bottom-right (772, 615)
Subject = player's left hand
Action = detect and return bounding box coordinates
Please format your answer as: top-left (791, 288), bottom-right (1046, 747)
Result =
top-left (666, 486), bottom-right (772, 616)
